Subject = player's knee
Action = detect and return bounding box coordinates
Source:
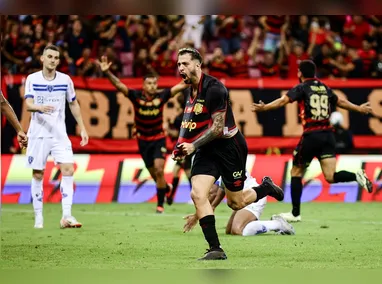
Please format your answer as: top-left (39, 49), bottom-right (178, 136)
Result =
top-left (154, 165), bottom-right (164, 177)
top-left (32, 171), bottom-right (44, 181)
top-left (230, 224), bottom-right (243, 236)
top-left (60, 165), bottom-right (74, 176)
top-left (227, 199), bottom-right (245, 211)
top-left (190, 189), bottom-right (207, 205)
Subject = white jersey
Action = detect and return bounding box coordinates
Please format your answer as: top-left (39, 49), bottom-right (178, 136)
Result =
top-left (24, 71), bottom-right (76, 139)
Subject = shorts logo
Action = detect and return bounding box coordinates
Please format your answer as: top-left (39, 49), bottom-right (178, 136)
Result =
top-left (193, 103), bottom-right (203, 115)
top-left (28, 156), bottom-right (34, 164)
top-left (232, 170), bottom-right (243, 179)
top-left (233, 180), bottom-right (243, 187)
top-left (47, 85), bottom-right (53, 92)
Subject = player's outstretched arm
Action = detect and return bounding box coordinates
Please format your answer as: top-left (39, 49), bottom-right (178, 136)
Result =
top-left (1, 91), bottom-right (28, 148)
top-left (251, 94), bottom-right (290, 112)
top-left (170, 81), bottom-right (189, 97)
top-left (97, 56), bottom-right (128, 96)
top-left (337, 97), bottom-right (372, 114)
top-left (69, 100), bottom-right (89, 146)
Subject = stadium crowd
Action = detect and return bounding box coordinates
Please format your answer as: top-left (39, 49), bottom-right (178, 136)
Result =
top-left (2, 15), bottom-right (382, 79)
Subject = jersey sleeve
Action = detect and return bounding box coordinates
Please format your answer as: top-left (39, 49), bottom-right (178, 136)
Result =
top-left (160, 89), bottom-right (172, 104)
top-left (126, 89), bottom-right (140, 103)
top-left (24, 75), bottom-right (35, 100)
top-left (327, 87), bottom-right (338, 105)
top-left (66, 76), bottom-right (77, 102)
top-left (206, 84), bottom-right (228, 115)
top-left (286, 84), bottom-right (304, 102)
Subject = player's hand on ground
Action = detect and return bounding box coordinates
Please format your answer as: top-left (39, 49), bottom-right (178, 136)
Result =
top-left (96, 56), bottom-right (112, 72)
top-left (178, 143), bottom-right (195, 155)
top-left (80, 130), bottom-right (89, 146)
top-left (360, 102), bottom-right (372, 115)
top-left (251, 100), bottom-right (265, 112)
top-left (183, 214), bottom-right (198, 233)
top-left (39, 105), bottom-right (55, 114)
top-left (17, 131), bottom-right (28, 149)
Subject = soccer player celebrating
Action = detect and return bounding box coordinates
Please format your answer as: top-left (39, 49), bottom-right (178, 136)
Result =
top-left (1, 90), bottom-right (28, 149)
top-left (183, 171), bottom-right (296, 236)
top-left (252, 60), bottom-right (373, 222)
top-left (98, 56), bottom-right (189, 213)
top-left (173, 47), bottom-right (284, 260)
top-left (24, 45), bottom-right (89, 229)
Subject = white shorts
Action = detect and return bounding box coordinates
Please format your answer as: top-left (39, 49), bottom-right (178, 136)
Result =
top-left (218, 173), bottom-right (267, 220)
top-left (25, 137), bottom-right (74, 170)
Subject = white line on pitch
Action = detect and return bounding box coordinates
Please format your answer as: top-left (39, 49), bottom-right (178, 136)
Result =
top-left (2, 208), bottom-right (382, 225)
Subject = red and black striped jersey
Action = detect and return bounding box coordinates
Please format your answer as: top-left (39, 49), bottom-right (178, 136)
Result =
top-left (177, 74), bottom-right (237, 146)
top-left (127, 89), bottom-right (171, 141)
top-left (286, 78), bottom-right (338, 133)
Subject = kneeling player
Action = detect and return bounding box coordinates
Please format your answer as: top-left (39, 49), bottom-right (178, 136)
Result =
top-left (184, 172), bottom-right (295, 236)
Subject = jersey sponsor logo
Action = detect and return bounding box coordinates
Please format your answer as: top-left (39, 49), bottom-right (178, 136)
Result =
top-left (181, 120), bottom-right (197, 131)
top-left (152, 98), bottom-right (161, 106)
top-left (193, 103), bottom-right (203, 115)
top-left (232, 170), bottom-right (243, 179)
top-left (138, 108), bottom-right (160, 116)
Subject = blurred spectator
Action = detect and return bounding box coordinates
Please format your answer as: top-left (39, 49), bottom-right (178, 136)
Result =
top-left (371, 49), bottom-right (382, 78)
top-left (181, 15), bottom-right (205, 49)
top-left (357, 40), bottom-right (377, 76)
top-left (204, 47), bottom-right (230, 79)
top-left (215, 15), bottom-right (243, 55)
top-left (342, 16), bottom-right (373, 49)
top-left (2, 14), bottom-right (382, 79)
top-left (330, 111), bottom-right (354, 154)
top-left (259, 15), bottom-right (288, 52)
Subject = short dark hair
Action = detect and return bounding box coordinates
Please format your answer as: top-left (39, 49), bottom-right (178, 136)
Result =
top-left (299, 60), bottom-right (316, 78)
top-left (44, 44), bottom-right (60, 53)
top-left (143, 73), bottom-right (158, 81)
top-left (177, 47), bottom-right (203, 64)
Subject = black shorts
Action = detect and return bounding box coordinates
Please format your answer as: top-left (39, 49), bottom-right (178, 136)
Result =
top-left (191, 131), bottom-right (248, 192)
top-left (293, 131), bottom-right (336, 168)
top-left (176, 154), bottom-right (193, 170)
top-left (137, 138), bottom-right (167, 168)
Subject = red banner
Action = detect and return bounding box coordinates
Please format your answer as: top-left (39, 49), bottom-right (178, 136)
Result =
top-left (2, 154), bottom-right (381, 204)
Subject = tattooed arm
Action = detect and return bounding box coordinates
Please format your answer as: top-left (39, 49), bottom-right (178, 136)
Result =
top-left (192, 111), bottom-right (225, 149)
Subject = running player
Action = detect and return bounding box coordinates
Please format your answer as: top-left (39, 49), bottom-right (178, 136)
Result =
top-left (1, 90), bottom-right (28, 149)
top-left (173, 47), bottom-right (284, 260)
top-left (252, 60), bottom-right (373, 222)
top-left (98, 56), bottom-right (189, 213)
top-left (183, 171), bottom-right (295, 236)
top-left (24, 45), bottom-right (89, 229)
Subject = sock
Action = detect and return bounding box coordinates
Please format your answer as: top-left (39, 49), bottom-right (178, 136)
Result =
top-left (60, 176), bottom-right (74, 218)
top-left (291, 177), bottom-right (303, 217)
top-left (333, 171), bottom-right (356, 183)
top-left (252, 183), bottom-right (271, 202)
top-left (157, 187), bottom-right (166, 207)
top-left (242, 220), bottom-right (282, 236)
top-left (31, 178), bottom-right (43, 216)
top-left (199, 215), bottom-right (221, 250)
top-left (171, 177), bottom-right (180, 198)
